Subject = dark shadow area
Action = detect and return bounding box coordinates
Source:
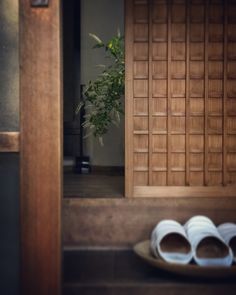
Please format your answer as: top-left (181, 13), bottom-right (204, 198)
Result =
top-left (0, 154), bottom-right (20, 295)
top-left (63, 249), bottom-right (236, 295)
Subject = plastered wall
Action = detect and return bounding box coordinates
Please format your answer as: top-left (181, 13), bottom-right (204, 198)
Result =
top-left (80, 0), bottom-right (124, 166)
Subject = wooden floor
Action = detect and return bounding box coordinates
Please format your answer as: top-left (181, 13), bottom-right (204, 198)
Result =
top-left (64, 171), bottom-right (124, 198)
top-left (63, 248), bottom-right (236, 295)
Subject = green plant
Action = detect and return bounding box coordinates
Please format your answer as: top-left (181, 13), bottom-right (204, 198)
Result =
top-left (76, 31), bottom-right (125, 145)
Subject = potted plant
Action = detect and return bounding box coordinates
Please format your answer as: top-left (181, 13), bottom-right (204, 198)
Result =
top-left (76, 31), bottom-right (125, 145)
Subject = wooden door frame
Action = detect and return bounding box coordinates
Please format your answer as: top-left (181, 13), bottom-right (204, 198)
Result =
top-left (20, 0), bottom-right (62, 294)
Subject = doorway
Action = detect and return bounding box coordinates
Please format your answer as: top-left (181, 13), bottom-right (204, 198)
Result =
top-left (63, 0), bottom-right (125, 198)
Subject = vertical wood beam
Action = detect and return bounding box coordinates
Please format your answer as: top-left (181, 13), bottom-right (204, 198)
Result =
top-left (148, 0), bottom-right (153, 185)
top-left (20, 0), bottom-right (62, 294)
top-left (186, 2), bottom-right (190, 186)
top-left (204, 0), bottom-right (209, 186)
top-left (167, 0), bottom-right (172, 185)
top-left (125, 0), bottom-right (134, 197)
top-left (223, 0), bottom-right (228, 185)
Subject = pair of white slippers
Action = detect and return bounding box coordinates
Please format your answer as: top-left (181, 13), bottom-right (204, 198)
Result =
top-left (151, 216), bottom-right (236, 266)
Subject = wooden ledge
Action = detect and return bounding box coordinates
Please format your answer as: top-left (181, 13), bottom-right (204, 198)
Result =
top-left (0, 132), bottom-right (20, 152)
top-left (134, 186), bottom-right (236, 198)
top-left (63, 248), bottom-right (236, 295)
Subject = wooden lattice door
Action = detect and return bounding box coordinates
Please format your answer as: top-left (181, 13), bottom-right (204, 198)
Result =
top-left (125, 0), bottom-right (236, 197)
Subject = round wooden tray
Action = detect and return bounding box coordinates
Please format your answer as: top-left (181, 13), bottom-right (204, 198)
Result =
top-left (134, 240), bottom-right (236, 278)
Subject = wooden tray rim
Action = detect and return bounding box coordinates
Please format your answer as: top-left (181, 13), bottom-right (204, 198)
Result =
top-left (134, 240), bottom-right (236, 278)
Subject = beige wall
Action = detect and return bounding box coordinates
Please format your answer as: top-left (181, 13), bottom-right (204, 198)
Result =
top-left (80, 0), bottom-right (124, 166)
top-left (0, 0), bottom-right (19, 131)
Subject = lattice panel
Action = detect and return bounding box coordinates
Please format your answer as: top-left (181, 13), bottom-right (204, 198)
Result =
top-left (127, 0), bottom-right (236, 194)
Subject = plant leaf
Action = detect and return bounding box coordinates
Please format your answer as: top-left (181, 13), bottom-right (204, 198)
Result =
top-left (75, 31), bottom-right (125, 145)
top-left (75, 101), bottom-right (84, 114)
top-left (89, 33), bottom-right (104, 46)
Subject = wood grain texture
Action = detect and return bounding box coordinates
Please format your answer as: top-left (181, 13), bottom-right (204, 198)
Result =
top-left (223, 0), bottom-right (228, 185)
top-left (125, 0), bottom-right (134, 197)
top-left (63, 248), bottom-right (236, 295)
top-left (64, 173), bottom-right (124, 198)
top-left (20, 0), bottom-right (62, 294)
top-left (64, 284), bottom-right (236, 295)
top-left (0, 132), bottom-right (20, 152)
top-left (148, 0), bottom-right (153, 185)
top-left (185, 2), bottom-right (190, 185)
top-left (167, 0), bottom-right (171, 186)
top-left (63, 197), bottom-right (236, 247)
top-left (134, 186), bottom-right (236, 198)
top-left (204, 0), bottom-right (209, 186)
top-left (127, 0), bottom-right (236, 196)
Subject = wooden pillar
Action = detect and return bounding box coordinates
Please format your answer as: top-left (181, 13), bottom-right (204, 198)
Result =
top-left (20, 0), bottom-right (62, 294)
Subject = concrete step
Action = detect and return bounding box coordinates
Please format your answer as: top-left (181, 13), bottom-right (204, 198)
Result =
top-left (63, 197), bottom-right (236, 248)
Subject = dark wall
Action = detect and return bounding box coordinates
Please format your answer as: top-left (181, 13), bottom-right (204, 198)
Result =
top-left (0, 154), bottom-right (19, 295)
top-left (63, 0), bottom-right (76, 123)
top-left (0, 1), bottom-right (20, 294)
top-left (63, 0), bottom-right (82, 157)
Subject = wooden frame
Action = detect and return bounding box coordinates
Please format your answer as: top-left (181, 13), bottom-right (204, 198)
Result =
top-left (125, 0), bottom-right (236, 198)
top-left (125, 0), bottom-right (134, 197)
top-left (20, 0), bottom-right (62, 294)
top-left (134, 185), bottom-right (236, 198)
top-left (0, 132), bottom-right (20, 152)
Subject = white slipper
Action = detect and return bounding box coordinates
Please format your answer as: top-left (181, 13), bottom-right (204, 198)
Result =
top-left (151, 220), bottom-right (193, 265)
top-left (184, 216), bottom-right (233, 267)
top-left (218, 223), bottom-right (236, 263)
